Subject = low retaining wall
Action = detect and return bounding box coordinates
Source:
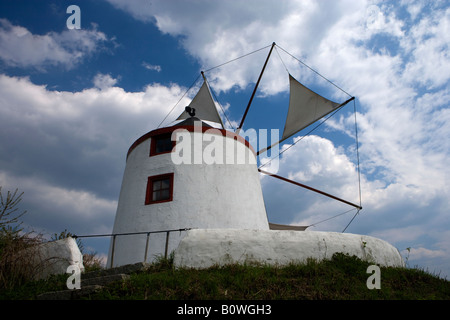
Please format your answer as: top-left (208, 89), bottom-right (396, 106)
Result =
top-left (173, 229), bottom-right (404, 269)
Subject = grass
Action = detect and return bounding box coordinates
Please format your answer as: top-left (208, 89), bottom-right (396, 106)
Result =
top-left (1, 253), bottom-right (449, 300)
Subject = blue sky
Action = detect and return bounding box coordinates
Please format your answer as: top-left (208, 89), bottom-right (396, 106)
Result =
top-left (0, 0), bottom-right (449, 279)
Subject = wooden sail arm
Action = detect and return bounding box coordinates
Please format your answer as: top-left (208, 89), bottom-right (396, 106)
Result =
top-left (236, 42), bottom-right (276, 134)
top-left (256, 96), bottom-right (355, 156)
top-left (258, 168), bottom-right (362, 210)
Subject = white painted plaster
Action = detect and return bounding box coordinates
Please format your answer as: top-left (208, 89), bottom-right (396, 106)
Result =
top-left (20, 237), bottom-right (84, 280)
top-left (173, 229), bottom-right (405, 269)
top-left (108, 129), bottom-right (269, 267)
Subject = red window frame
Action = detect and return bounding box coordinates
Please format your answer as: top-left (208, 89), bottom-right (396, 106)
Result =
top-left (145, 173), bottom-right (174, 205)
top-left (150, 133), bottom-right (175, 157)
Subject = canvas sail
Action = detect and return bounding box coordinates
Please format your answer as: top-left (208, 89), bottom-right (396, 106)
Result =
top-left (177, 80), bottom-right (224, 128)
top-left (282, 74), bottom-right (339, 140)
top-left (257, 74), bottom-right (342, 155)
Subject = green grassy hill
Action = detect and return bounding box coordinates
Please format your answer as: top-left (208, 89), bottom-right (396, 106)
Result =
top-left (1, 253), bottom-right (449, 300)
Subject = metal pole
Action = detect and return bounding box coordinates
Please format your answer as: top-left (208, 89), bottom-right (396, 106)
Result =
top-left (258, 169), bottom-right (362, 210)
top-left (110, 235), bottom-right (116, 269)
top-left (144, 232), bottom-right (150, 263)
top-left (164, 231), bottom-right (170, 259)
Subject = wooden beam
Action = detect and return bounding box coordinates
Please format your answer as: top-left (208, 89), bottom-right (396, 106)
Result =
top-left (258, 168), bottom-right (362, 210)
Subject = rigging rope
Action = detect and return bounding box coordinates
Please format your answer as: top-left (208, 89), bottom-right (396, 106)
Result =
top-left (342, 209), bottom-right (361, 233)
top-left (353, 99), bottom-right (362, 210)
top-left (157, 44), bottom-right (272, 128)
top-left (276, 44), bottom-right (353, 98)
top-left (156, 74), bottom-right (201, 129)
top-left (203, 76), bottom-right (235, 130)
top-left (309, 208), bottom-right (357, 228)
top-left (341, 99), bottom-right (363, 232)
top-left (274, 45), bottom-right (289, 74)
top-left (203, 44), bottom-right (272, 73)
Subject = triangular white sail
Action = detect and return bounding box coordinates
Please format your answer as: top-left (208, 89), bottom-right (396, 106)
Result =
top-left (282, 74), bottom-right (339, 140)
top-left (177, 80), bottom-right (224, 128)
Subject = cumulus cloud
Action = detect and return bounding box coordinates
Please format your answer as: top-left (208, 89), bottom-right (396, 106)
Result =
top-left (105, 0), bottom-right (368, 95)
top-left (0, 74), bottom-right (190, 235)
top-left (142, 62), bottom-right (162, 72)
top-left (0, 171), bottom-right (116, 236)
top-left (93, 73), bottom-right (119, 89)
top-left (401, 6), bottom-right (450, 89)
top-left (0, 18), bottom-right (109, 69)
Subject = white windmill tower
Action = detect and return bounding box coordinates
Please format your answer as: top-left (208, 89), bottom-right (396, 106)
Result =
top-left (107, 75), bottom-right (269, 267)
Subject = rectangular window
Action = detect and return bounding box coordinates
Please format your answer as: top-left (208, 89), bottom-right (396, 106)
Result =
top-left (150, 133), bottom-right (175, 156)
top-left (145, 173), bottom-right (174, 205)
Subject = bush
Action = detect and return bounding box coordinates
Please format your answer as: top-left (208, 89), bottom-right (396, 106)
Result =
top-left (0, 187), bottom-right (45, 289)
top-left (0, 187), bottom-right (104, 290)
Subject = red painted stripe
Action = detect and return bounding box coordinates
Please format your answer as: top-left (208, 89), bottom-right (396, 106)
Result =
top-left (127, 125), bottom-right (255, 159)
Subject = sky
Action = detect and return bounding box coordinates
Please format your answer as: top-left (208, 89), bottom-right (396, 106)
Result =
top-left (0, 0), bottom-right (449, 278)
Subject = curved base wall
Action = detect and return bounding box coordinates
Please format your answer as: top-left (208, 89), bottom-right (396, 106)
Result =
top-left (173, 229), bottom-right (405, 269)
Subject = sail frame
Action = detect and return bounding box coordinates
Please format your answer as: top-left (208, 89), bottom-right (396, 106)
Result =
top-left (282, 74), bottom-right (339, 140)
top-left (177, 79), bottom-right (225, 128)
top-left (257, 74), bottom-right (354, 155)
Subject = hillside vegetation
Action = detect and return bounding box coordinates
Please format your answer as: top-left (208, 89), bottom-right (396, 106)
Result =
top-left (1, 253), bottom-right (449, 300)
top-left (1, 188), bottom-right (449, 300)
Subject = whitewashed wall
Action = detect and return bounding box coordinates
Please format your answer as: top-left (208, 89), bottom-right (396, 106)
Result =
top-left (108, 128), bottom-right (269, 267)
top-left (173, 229), bottom-right (405, 269)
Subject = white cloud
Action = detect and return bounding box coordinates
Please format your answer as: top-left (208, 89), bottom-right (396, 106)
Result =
top-left (401, 7), bottom-right (450, 89)
top-left (105, 0), bottom-right (369, 95)
top-left (408, 247), bottom-right (447, 260)
top-left (93, 73), bottom-right (119, 89)
top-left (142, 62), bottom-right (162, 72)
top-left (370, 226), bottom-right (426, 244)
top-left (0, 170), bottom-right (116, 236)
top-left (0, 74), bottom-right (190, 235)
top-left (0, 19), bottom-right (109, 69)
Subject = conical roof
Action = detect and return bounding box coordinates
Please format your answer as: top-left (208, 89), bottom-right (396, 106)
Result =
top-left (173, 116), bottom-right (212, 128)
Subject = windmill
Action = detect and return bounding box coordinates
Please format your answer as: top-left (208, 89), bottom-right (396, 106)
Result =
top-left (106, 43), bottom-right (403, 270)
top-left (163, 42), bottom-right (362, 230)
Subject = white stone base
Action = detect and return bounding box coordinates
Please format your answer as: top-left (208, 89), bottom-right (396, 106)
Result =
top-left (21, 237), bottom-right (85, 280)
top-left (173, 229), bottom-right (404, 269)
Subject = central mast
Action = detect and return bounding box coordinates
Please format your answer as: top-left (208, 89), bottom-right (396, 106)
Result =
top-left (236, 42), bottom-right (276, 134)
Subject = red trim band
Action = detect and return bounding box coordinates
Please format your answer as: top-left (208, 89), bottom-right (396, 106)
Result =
top-left (127, 125), bottom-right (255, 159)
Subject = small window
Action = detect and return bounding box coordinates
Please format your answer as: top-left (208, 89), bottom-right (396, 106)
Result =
top-left (145, 173), bottom-right (174, 205)
top-left (150, 133), bottom-right (174, 156)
